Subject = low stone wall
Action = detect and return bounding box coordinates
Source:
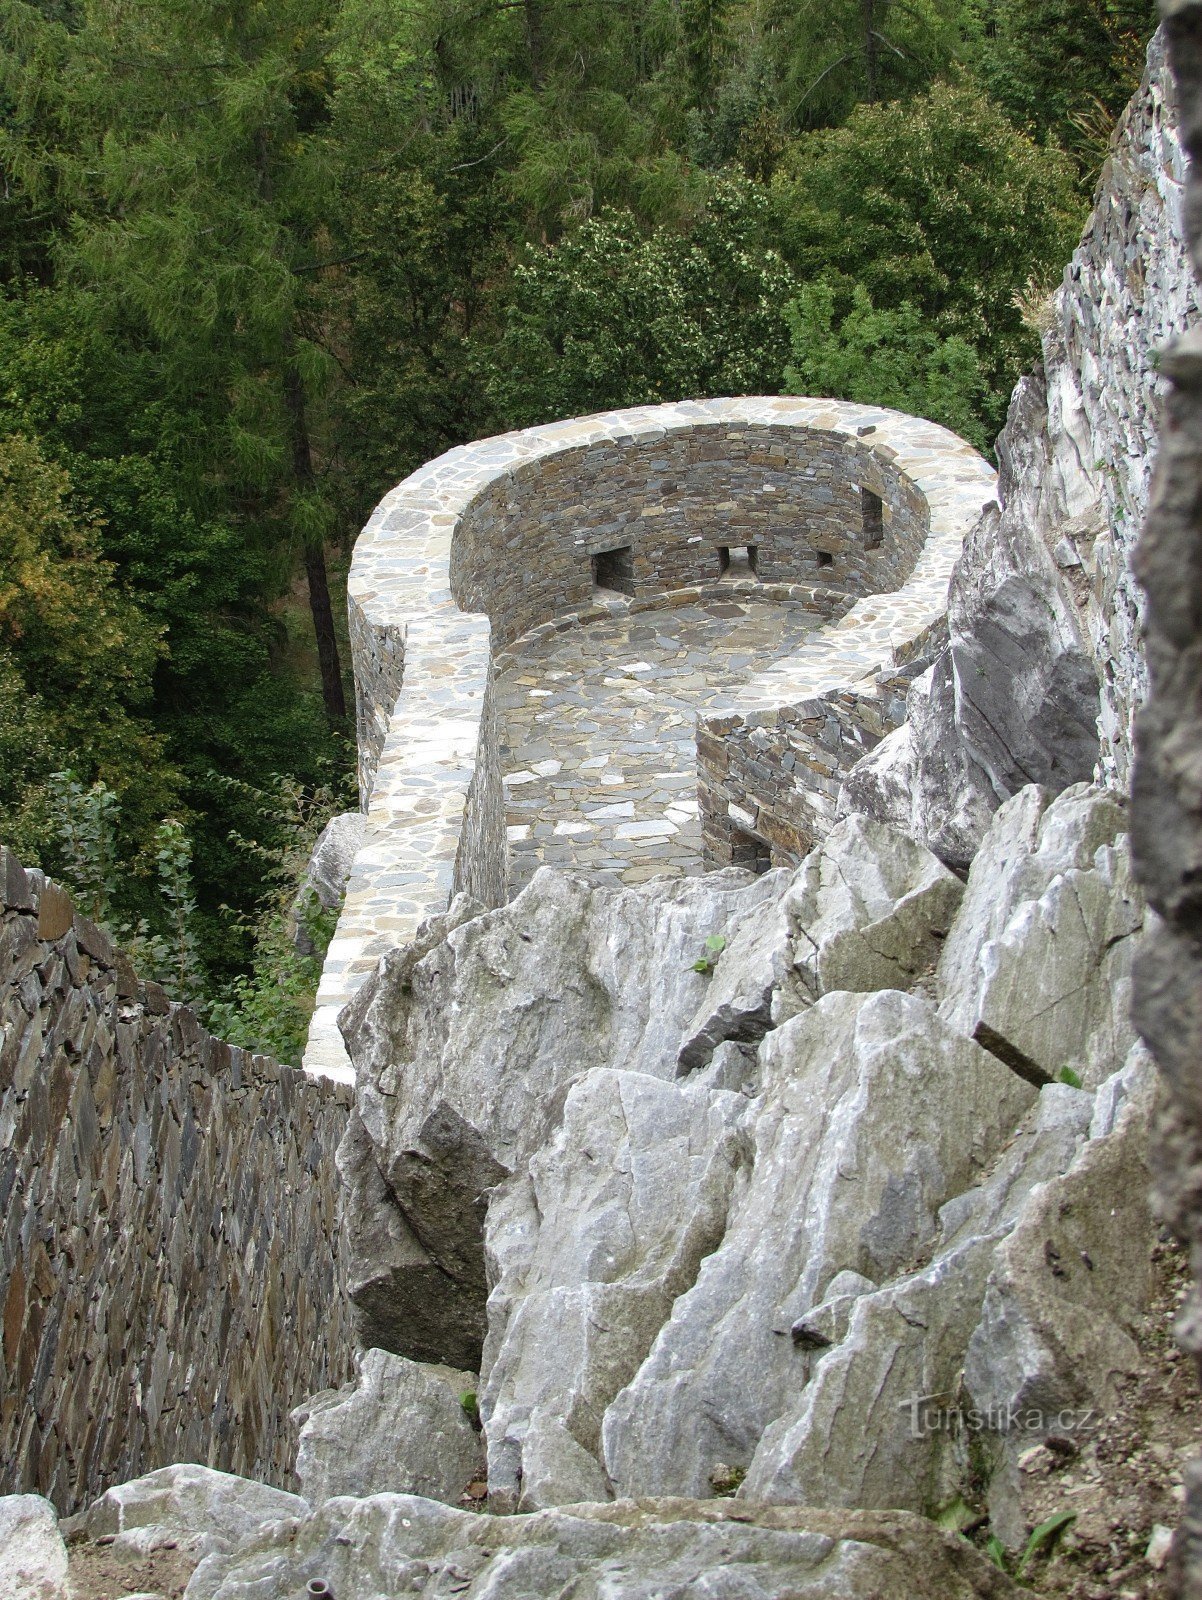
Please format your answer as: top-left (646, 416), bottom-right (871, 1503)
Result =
top-left (0, 848), bottom-right (354, 1515)
top-left (308, 397), bottom-right (995, 1081)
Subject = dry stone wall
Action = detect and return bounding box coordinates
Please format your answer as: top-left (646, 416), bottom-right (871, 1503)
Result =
top-left (309, 397), bottom-right (994, 1082)
top-left (0, 847), bottom-right (354, 1517)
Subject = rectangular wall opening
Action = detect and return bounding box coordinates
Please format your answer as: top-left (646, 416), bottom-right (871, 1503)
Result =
top-left (861, 488), bottom-right (884, 549)
top-left (591, 545), bottom-right (636, 595)
top-left (730, 825), bottom-right (772, 875)
top-left (816, 549), bottom-right (834, 569)
top-left (718, 545), bottom-right (759, 578)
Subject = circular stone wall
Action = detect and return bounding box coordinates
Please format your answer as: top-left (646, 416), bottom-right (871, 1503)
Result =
top-left (307, 398), bottom-right (997, 1081)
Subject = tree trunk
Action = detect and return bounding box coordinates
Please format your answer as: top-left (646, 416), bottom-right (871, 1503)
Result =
top-left (863, 0), bottom-right (880, 101)
top-left (304, 537), bottom-right (348, 723)
top-left (284, 354), bottom-right (347, 724)
top-left (525, 0), bottom-right (546, 87)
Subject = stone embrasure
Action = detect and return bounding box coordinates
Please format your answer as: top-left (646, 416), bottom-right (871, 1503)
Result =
top-left (308, 398), bottom-right (995, 1082)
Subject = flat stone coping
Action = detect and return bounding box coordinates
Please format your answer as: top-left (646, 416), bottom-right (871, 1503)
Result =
top-left (304, 397), bottom-right (997, 1083)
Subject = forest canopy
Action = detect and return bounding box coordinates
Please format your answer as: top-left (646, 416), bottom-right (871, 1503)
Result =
top-left (0, 0), bottom-right (1157, 1056)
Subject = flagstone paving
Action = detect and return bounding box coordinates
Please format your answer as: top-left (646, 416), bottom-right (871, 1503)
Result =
top-left (497, 594), bottom-right (825, 891)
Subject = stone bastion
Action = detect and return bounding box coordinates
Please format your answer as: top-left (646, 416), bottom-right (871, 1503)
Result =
top-left (306, 397), bottom-right (998, 1082)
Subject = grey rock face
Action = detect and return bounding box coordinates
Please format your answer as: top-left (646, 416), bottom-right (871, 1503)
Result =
top-left (0, 1494), bottom-right (70, 1600)
top-left (80, 1465), bottom-right (308, 1560)
top-left (963, 1047), bottom-right (1156, 1546)
top-left (480, 1069), bottom-right (750, 1510)
top-left (292, 811), bottom-right (366, 953)
top-left (741, 1067), bottom-right (1136, 1526)
top-left (306, 812), bottom-right (366, 909)
top-left (841, 32), bottom-right (1196, 860)
top-left (339, 824), bottom-right (972, 1347)
top-left (937, 784), bottom-right (1140, 1087)
top-left (602, 991), bottom-right (1036, 1500)
top-left (293, 1350), bottom-right (484, 1506)
top-left (183, 1493), bottom-right (1024, 1600)
top-left (838, 653), bottom-right (1000, 873)
top-left (776, 813), bottom-right (963, 1015)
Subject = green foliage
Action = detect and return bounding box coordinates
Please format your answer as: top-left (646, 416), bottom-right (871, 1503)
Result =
top-left (783, 281), bottom-right (989, 449)
top-left (771, 78), bottom-right (1082, 437)
top-left (202, 773), bottom-right (352, 1064)
top-left (692, 934), bottom-right (727, 975)
top-left (968, 0), bottom-right (1158, 177)
top-left (1017, 1510), bottom-right (1077, 1575)
top-left (1058, 1065), bottom-right (1083, 1088)
top-left (483, 176), bottom-right (795, 427)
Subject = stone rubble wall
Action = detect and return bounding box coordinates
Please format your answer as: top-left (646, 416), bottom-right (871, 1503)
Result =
top-left (308, 397), bottom-right (994, 1082)
top-left (0, 847), bottom-right (354, 1517)
top-left (1051, 27), bottom-right (1196, 788)
top-left (838, 32), bottom-right (1197, 874)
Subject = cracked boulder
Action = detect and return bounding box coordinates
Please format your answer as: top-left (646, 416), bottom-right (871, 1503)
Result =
top-left (293, 1349), bottom-right (484, 1507)
top-left (337, 868), bottom-right (785, 1363)
top-left (78, 1465), bottom-right (307, 1561)
top-left (479, 1069), bottom-right (751, 1510)
top-left (838, 652), bottom-right (1002, 873)
top-left (937, 784), bottom-right (1141, 1087)
top-left (183, 1493), bottom-right (1025, 1600)
top-left (678, 814), bottom-right (961, 1069)
top-left (602, 990), bottom-right (1036, 1500)
top-left (0, 1495), bottom-right (70, 1600)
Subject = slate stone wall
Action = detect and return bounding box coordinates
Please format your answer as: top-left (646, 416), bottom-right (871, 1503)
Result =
top-left (0, 847), bottom-right (354, 1516)
top-left (449, 424), bottom-right (927, 650)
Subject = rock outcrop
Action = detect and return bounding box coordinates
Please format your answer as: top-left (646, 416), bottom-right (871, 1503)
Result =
top-left (294, 1350), bottom-right (484, 1506)
top-left (329, 783), bottom-right (1151, 1551)
top-left (842, 31), bottom-right (1197, 866)
top-left (184, 1494), bottom-right (1023, 1600)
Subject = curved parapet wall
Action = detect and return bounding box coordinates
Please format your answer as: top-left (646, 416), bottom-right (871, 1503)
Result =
top-left (307, 398), bottom-right (997, 1081)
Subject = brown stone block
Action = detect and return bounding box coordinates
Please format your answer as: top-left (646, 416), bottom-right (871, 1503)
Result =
top-left (37, 883), bottom-right (73, 942)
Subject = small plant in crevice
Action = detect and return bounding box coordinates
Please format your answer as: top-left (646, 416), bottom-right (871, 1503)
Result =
top-left (984, 1509), bottom-right (1078, 1579)
top-left (460, 1391), bottom-right (481, 1431)
top-left (709, 1462), bottom-right (745, 1497)
top-left (692, 935), bottom-right (727, 974)
top-left (1058, 1066), bottom-right (1083, 1088)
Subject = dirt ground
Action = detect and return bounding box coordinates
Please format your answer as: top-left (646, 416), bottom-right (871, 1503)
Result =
top-left (981, 1232), bottom-right (1199, 1597)
top-left (66, 1535), bottom-right (200, 1600)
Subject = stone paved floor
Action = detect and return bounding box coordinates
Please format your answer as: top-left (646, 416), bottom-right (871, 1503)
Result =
top-left (497, 595), bottom-right (824, 892)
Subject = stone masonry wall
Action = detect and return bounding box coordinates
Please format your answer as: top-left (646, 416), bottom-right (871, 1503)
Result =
top-left (449, 424), bottom-right (927, 649)
top-left (307, 397), bottom-right (992, 1083)
top-left (0, 847), bottom-right (354, 1516)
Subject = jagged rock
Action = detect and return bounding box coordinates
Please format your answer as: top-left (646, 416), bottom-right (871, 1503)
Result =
top-left (0, 1494), bottom-right (70, 1600)
top-left (480, 1069), bottom-right (750, 1510)
top-left (291, 811), bottom-right (366, 954)
top-left (307, 812), bottom-right (366, 908)
top-left (947, 386), bottom-right (1103, 801)
top-left (936, 785), bottom-right (1140, 1088)
top-left (602, 991), bottom-right (1036, 1499)
top-left (774, 813), bottom-right (963, 1017)
top-left (338, 867), bottom-right (784, 1365)
top-left (183, 1493), bottom-right (1024, 1600)
top-left (838, 651), bottom-right (1006, 874)
top-left (293, 1349), bottom-right (483, 1506)
top-left (79, 1465), bottom-right (308, 1560)
top-left (963, 1047), bottom-right (1157, 1546)
top-left (937, 784), bottom-right (1127, 1030)
top-left (677, 813), bottom-right (963, 1074)
top-left (741, 1080), bottom-right (1098, 1516)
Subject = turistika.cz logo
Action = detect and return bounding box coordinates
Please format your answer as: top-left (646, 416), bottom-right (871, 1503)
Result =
top-left (899, 1393), bottom-right (1099, 1440)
